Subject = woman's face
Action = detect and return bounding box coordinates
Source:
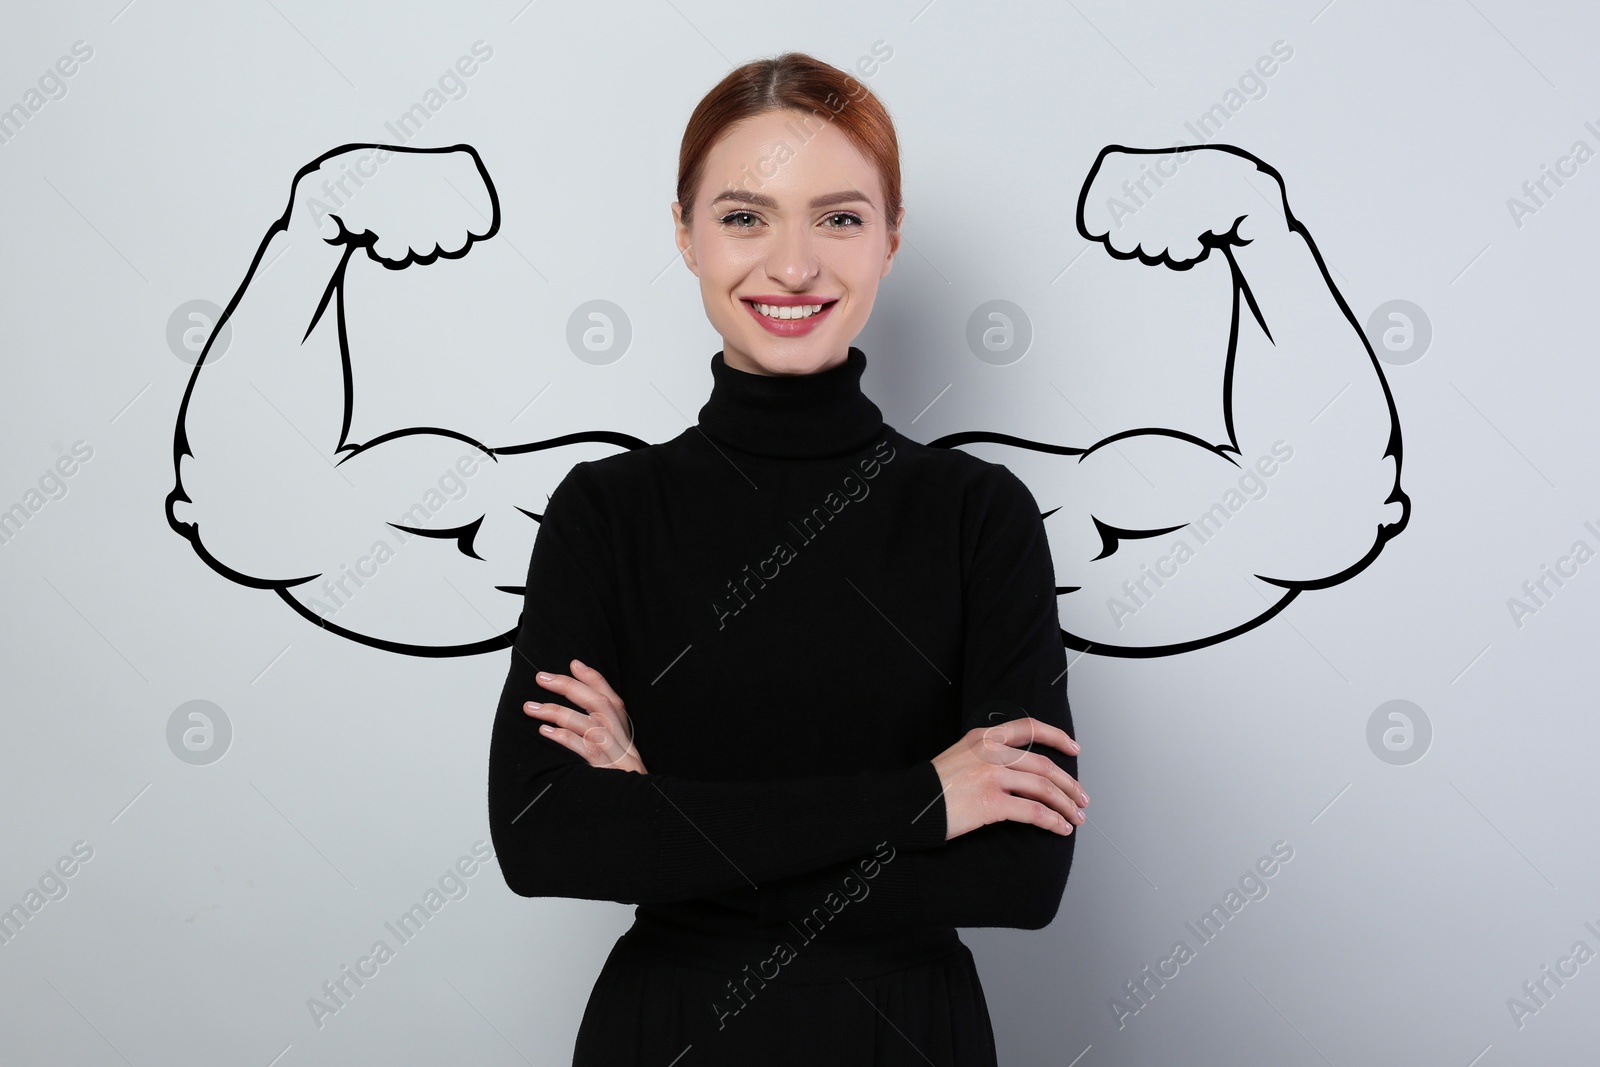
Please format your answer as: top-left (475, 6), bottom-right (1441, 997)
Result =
top-left (673, 107), bottom-right (903, 376)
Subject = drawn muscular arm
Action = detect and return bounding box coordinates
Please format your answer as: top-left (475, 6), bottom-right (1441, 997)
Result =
top-left (944, 145), bottom-right (1409, 655)
top-left (165, 144), bottom-right (639, 654)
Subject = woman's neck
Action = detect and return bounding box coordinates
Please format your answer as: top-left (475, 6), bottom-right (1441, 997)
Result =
top-left (696, 345), bottom-right (885, 459)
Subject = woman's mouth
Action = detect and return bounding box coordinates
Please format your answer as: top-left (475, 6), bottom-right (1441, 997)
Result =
top-left (742, 298), bottom-right (838, 337)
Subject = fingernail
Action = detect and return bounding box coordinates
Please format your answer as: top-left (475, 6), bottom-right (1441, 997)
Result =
top-left (572, 658), bottom-right (586, 669)
top-left (537, 672), bottom-right (553, 682)
top-left (525, 702), bottom-right (542, 711)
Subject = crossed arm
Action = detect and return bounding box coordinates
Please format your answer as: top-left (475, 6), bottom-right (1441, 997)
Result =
top-left (486, 461), bottom-right (1083, 930)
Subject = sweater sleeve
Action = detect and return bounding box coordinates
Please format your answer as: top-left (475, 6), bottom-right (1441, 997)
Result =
top-left (487, 462), bottom-right (950, 904)
top-left (750, 464), bottom-right (1078, 931)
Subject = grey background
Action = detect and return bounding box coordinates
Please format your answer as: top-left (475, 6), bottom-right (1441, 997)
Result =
top-left (3, 1), bottom-right (1597, 1064)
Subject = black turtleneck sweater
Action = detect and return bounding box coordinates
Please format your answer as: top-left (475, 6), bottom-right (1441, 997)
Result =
top-left (487, 346), bottom-right (1077, 937)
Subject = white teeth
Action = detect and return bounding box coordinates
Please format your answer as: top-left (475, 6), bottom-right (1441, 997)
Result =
top-left (753, 302), bottom-right (826, 320)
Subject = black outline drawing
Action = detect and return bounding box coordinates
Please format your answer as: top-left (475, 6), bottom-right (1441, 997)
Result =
top-left (929, 144), bottom-right (1409, 656)
top-left (166, 141), bottom-right (1407, 659)
top-left (165, 143), bottom-right (647, 658)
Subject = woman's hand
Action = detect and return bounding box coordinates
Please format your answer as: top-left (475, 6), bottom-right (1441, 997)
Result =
top-left (524, 658), bottom-right (648, 774)
top-left (931, 717), bottom-right (1086, 840)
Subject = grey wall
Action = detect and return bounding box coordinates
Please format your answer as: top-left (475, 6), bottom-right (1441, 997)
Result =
top-left (2, 1), bottom-right (1596, 1064)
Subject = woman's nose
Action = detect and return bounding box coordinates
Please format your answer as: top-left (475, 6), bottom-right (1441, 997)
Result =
top-left (766, 224), bottom-right (820, 286)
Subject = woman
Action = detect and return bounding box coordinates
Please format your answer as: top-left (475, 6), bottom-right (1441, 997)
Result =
top-left (487, 51), bottom-right (1088, 1066)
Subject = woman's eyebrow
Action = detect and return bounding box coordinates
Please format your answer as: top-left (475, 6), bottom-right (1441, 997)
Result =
top-left (709, 189), bottom-right (872, 209)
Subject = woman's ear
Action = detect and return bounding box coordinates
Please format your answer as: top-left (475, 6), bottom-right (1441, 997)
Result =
top-left (672, 201), bottom-right (699, 276)
top-left (881, 206), bottom-right (905, 278)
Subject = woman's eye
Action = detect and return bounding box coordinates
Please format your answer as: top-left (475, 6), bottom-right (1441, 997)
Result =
top-left (720, 211), bottom-right (760, 228)
top-left (824, 212), bottom-right (864, 229)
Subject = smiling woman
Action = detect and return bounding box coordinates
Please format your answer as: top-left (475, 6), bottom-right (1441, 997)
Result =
top-left (486, 51), bottom-right (1086, 1067)
top-left (669, 56), bottom-right (904, 377)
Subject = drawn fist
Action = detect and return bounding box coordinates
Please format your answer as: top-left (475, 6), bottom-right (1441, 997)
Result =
top-left (1076, 144), bottom-right (1288, 269)
top-left (290, 143), bottom-right (498, 267)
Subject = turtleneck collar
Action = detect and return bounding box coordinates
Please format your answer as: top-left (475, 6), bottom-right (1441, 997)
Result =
top-left (696, 346), bottom-right (885, 459)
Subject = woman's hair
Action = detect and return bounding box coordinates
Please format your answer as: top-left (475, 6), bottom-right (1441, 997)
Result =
top-left (676, 51), bottom-right (901, 232)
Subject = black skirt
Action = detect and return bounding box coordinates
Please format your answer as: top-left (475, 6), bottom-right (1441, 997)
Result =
top-left (571, 910), bottom-right (999, 1066)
